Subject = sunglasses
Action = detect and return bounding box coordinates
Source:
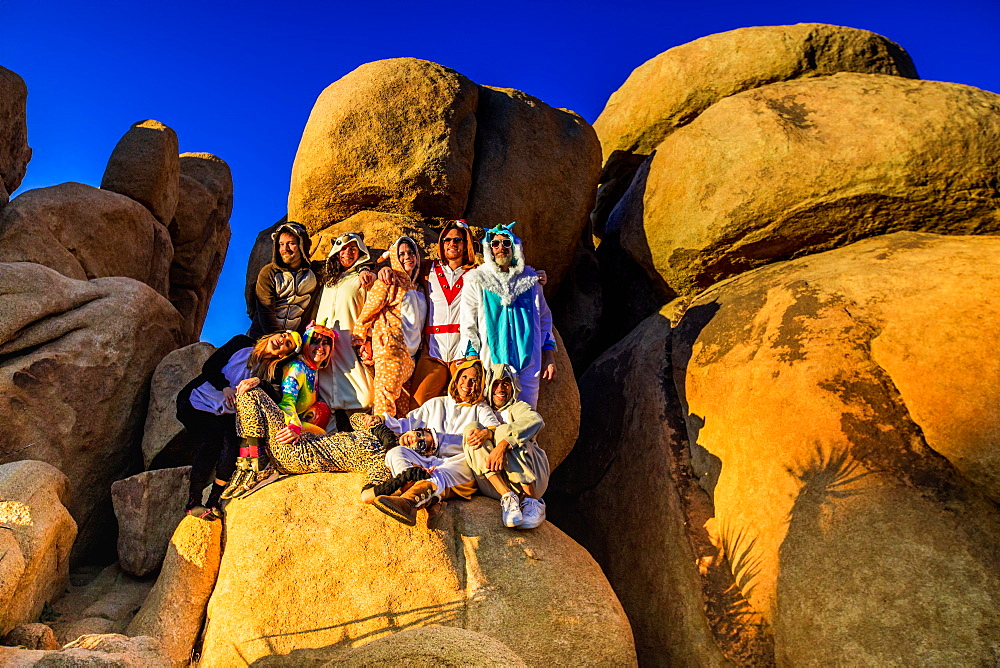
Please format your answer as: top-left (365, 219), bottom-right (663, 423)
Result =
top-left (490, 238), bottom-right (512, 249)
top-left (414, 429), bottom-right (432, 452)
top-left (443, 236), bottom-right (465, 245)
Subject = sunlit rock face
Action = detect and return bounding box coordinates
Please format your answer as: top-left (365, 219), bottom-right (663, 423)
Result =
top-left (553, 231), bottom-right (1000, 665)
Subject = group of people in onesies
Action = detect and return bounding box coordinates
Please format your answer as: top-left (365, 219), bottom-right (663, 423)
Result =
top-left (176, 219), bottom-right (557, 530)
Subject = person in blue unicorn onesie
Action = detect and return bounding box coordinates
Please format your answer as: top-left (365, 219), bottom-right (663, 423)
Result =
top-left (459, 222), bottom-right (556, 409)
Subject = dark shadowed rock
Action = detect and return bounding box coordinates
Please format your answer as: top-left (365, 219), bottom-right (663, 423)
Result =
top-left (0, 66), bottom-right (31, 207)
top-left (111, 467), bottom-right (191, 577)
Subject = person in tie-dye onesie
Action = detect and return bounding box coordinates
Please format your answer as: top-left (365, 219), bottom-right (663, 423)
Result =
top-left (353, 236), bottom-right (427, 417)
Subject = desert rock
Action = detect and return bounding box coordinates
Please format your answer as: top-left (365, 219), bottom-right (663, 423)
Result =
top-left (288, 58), bottom-right (478, 234)
top-left (616, 73), bottom-right (1000, 298)
top-left (141, 343), bottom-right (216, 469)
top-left (534, 328), bottom-right (578, 469)
top-left (463, 86), bottom-right (601, 290)
top-left (592, 24), bottom-right (917, 233)
top-left (244, 217), bottom-right (285, 321)
top-left (0, 634), bottom-right (169, 667)
top-left (0, 263), bottom-right (182, 561)
top-left (309, 210), bottom-right (440, 263)
top-left (111, 467), bottom-right (191, 577)
top-left (0, 66), bottom-right (31, 207)
top-left (128, 515), bottom-right (223, 666)
top-left (0, 461), bottom-right (77, 635)
top-left (168, 153), bottom-right (233, 343)
top-left (199, 473), bottom-right (635, 666)
top-left (101, 120), bottom-right (180, 226)
top-left (1, 624), bottom-right (59, 651)
top-left (669, 232), bottom-right (1000, 663)
top-left (0, 183), bottom-right (174, 297)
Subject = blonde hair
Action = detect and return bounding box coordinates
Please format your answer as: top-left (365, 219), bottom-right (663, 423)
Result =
top-left (248, 333), bottom-right (291, 381)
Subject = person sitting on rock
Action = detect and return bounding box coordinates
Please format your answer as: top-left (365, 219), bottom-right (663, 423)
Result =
top-left (176, 330), bottom-right (298, 519)
top-left (358, 359), bottom-right (501, 527)
top-left (248, 222), bottom-right (320, 338)
top-left (223, 322), bottom-right (423, 504)
top-left (353, 236), bottom-right (427, 418)
top-left (460, 222), bottom-right (556, 409)
top-left (464, 363), bottom-right (550, 529)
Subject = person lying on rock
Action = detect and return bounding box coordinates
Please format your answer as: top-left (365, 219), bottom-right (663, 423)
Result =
top-left (177, 330), bottom-right (299, 520)
top-left (357, 359), bottom-right (501, 527)
top-left (248, 222), bottom-right (320, 338)
top-left (222, 322), bottom-right (396, 504)
top-left (464, 363), bottom-right (550, 529)
top-left (460, 222), bottom-right (556, 410)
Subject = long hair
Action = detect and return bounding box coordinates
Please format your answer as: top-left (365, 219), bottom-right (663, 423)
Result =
top-left (247, 334), bottom-right (287, 381)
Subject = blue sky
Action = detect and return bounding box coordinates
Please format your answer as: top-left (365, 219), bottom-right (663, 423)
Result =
top-left (4, 1), bottom-right (999, 345)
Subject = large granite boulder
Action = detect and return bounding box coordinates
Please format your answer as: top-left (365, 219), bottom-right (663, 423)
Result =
top-left (111, 467), bottom-right (191, 577)
top-left (0, 66), bottom-right (31, 207)
top-left (591, 24), bottom-right (917, 233)
top-left (1, 624), bottom-right (59, 651)
top-left (614, 73), bottom-right (1000, 299)
top-left (309, 210), bottom-right (440, 264)
top-left (168, 153), bottom-right (233, 344)
top-left (554, 231), bottom-right (1000, 665)
top-left (256, 626), bottom-right (528, 667)
top-left (0, 263), bottom-right (182, 561)
top-left (0, 183), bottom-right (174, 297)
top-left (244, 217), bottom-right (284, 321)
top-left (129, 515), bottom-right (223, 666)
top-left (535, 328), bottom-right (579, 470)
top-left (463, 86), bottom-right (601, 291)
top-left (140, 342), bottom-right (215, 469)
top-left (0, 635), bottom-right (169, 667)
top-left (49, 563), bottom-right (154, 645)
top-left (288, 58), bottom-right (478, 234)
top-left (101, 119), bottom-right (180, 226)
top-left (198, 474), bottom-right (635, 667)
top-left (0, 461), bottom-right (77, 635)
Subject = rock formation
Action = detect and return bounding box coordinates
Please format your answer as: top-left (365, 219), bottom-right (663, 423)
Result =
top-left (592, 23), bottom-right (917, 235)
top-left (284, 57), bottom-right (601, 290)
top-left (111, 467), bottom-right (191, 577)
top-left (101, 119), bottom-right (180, 226)
top-left (553, 232), bottom-right (1000, 665)
top-left (129, 515), bottom-right (223, 666)
top-left (0, 263), bottom-right (182, 561)
top-left (168, 153), bottom-right (233, 343)
top-left (198, 474), bottom-right (636, 666)
top-left (141, 342), bottom-right (216, 469)
top-left (614, 73), bottom-right (1000, 298)
top-left (0, 183), bottom-right (174, 297)
top-left (0, 461), bottom-right (76, 635)
top-left (0, 66), bottom-right (31, 208)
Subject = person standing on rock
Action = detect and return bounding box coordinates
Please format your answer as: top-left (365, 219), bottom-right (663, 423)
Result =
top-left (464, 363), bottom-right (550, 529)
top-left (460, 223), bottom-right (556, 409)
top-left (176, 330), bottom-right (299, 519)
top-left (353, 236), bottom-right (427, 417)
top-left (248, 222), bottom-right (320, 338)
top-left (313, 232), bottom-right (377, 428)
top-left (358, 359), bottom-right (501, 527)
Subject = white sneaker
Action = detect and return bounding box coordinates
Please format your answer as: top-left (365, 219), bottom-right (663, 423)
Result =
top-left (501, 492), bottom-right (523, 528)
top-left (519, 497), bottom-right (546, 529)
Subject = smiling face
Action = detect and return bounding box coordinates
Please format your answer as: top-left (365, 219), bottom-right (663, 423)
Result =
top-left (491, 377), bottom-right (514, 409)
top-left (278, 232), bottom-right (302, 268)
top-left (306, 334), bottom-right (333, 368)
top-left (400, 428), bottom-right (434, 452)
top-left (442, 230), bottom-right (466, 262)
top-left (490, 234), bottom-right (513, 268)
top-left (338, 240), bottom-right (360, 269)
top-left (265, 331), bottom-right (298, 359)
top-left (398, 241), bottom-right (417, 276)
top-left (455, 366), bottom-right (480, 403)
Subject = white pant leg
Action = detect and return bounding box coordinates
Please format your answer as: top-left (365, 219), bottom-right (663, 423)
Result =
top-left (385, 447), bottom-right (443, 475)
top-left (516, 357), bottom-right (541, 410)
top-left (430, 453), bottom-right (475, 490)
